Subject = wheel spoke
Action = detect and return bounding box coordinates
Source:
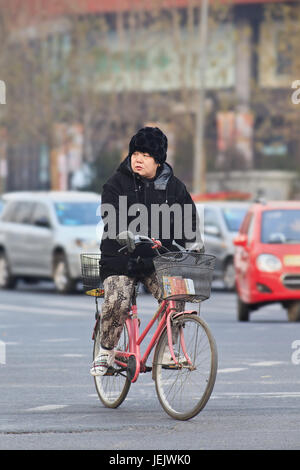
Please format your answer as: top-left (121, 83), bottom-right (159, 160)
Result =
top-left (93, 323), bottom-right (131, 408)
top-left (154, 314), bottom-right (217, 420)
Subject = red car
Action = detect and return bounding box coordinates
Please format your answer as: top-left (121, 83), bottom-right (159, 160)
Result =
top-left (234, 201), bottom-right (300, 322)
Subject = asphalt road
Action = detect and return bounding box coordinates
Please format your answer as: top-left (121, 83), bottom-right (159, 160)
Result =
top-left (0, 281), bottom-right (299, 451)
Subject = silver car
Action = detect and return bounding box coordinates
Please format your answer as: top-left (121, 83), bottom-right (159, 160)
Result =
top-left (0, 191), bottom-right (103, 293)
top-left (197, 201), bottom-right (250, 290)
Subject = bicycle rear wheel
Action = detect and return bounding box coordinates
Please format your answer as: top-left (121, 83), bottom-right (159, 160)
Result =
top-left (93, 321), bottom-right (131, 408)
top-left (153, 313), bottom-right (217, 420)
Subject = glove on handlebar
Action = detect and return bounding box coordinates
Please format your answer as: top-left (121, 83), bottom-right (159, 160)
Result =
top-left (127, 257), bottom-right (154, 277)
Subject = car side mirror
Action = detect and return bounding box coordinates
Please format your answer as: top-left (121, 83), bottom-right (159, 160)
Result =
top-left (233, 234), bottom-right (248, 247)
top-left (35, 217), bottom-right (51, 228)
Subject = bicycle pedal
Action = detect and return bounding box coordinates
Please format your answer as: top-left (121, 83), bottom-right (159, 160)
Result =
top-left (162, 364), bottom-right (180, 370)
top-left (104, 366), bottom-right (115, 376)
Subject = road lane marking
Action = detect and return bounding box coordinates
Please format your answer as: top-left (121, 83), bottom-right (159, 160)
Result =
top-left (0, 304), bottom-right (87, 317)
top-left (41, 299), bottom-right (90, 307)
top-left (26, 405), bottom-right (68, 412)
top-left (40, 338), bottom-right (79, 343)
top-left (61, 353), bottom-right (85, 357)
top-left (249, 361), bottom-right (285, 367)
top-left (1, 341), bottom-right (19, 345)
top-left (212, 392), bottom-right (300, 399)
top-left (218, 361), bottom-right (287, 374)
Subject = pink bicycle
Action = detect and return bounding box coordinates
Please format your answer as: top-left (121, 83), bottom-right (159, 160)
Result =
top-left (81, 233), bottom-right (217, 421)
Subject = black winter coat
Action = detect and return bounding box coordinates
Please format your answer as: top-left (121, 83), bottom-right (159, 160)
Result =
top-left (99, 156), bottom-right (202, 281)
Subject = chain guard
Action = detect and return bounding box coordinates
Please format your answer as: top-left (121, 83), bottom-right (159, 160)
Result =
top-left (127, 355), bottom-right (137, 382)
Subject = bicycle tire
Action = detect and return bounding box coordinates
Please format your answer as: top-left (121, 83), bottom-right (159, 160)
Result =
top-left (93, 322), bottom-right (131, 409)
top-left (153, 313), bottom-right (217, 420)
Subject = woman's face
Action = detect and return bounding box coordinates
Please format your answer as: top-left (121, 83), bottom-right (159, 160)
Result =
top-left (131, 151), bottom-right (159, 179)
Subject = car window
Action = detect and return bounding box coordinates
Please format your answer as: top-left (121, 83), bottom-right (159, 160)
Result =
top-left (1, 200), bottom-right (35, 224)
top-left (261, 209), bottom-right (300, 244)
top-left (1, 201), bottom-right (19, 222)
top-left (32, 203), bottom-right (51, 225)
top-left (222, 208), bottom-right (248, 232)
top-left (204, 208), bottom-right (221, 236)
top-left (204, 209), bottom-right (219, 227)
top-left (54, 201), bottom-right (101, 226)
top-left (14, 202), bottom-right (36, 224)
top-left (240, 212), bottom-right (252, 235)
top-left (246, 214), bottom-right (254, 243)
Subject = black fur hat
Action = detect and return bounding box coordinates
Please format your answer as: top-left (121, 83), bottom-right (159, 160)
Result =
top-left (128, 127), bottom-right (168, 164)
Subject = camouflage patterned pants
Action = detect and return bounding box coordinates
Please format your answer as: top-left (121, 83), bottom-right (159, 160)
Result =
top-left (99, 272), bottom-right (185, 350)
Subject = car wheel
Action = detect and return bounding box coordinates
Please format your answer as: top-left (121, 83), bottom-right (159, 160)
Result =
top-left (237, 297), bottom-right (250, 322)
top-left (287, 302), bottom-right (300, 322)
top-left (0, 251), bottom-right (17, 289)
top-left (53, 254), bottom-right (77, 294)
top-left (223, 260), bottom-right (236, 291)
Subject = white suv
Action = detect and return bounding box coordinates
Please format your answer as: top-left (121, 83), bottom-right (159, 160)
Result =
top-left (197, 201), bottom-right (250, 290)
top-left (0, 191), bottom-right (103, 293)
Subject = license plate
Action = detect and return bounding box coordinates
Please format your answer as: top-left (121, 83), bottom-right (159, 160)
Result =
top-left (284, 255), bottom-right (300, 267)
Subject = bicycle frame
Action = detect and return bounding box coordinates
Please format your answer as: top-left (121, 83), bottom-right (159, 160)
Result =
top-left (113, 298), bottom-right (197, 383)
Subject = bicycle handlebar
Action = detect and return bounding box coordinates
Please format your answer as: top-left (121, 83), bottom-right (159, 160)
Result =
top-left (116, 230), bottom-right (165, 253)
top-left (116, 230), bottom-right (190, 255)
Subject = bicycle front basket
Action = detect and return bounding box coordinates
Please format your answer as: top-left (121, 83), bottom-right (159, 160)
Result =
top-left (153, 252), bottom-right (216, 303)
top-left (80, 253), bottom-right (103, 295)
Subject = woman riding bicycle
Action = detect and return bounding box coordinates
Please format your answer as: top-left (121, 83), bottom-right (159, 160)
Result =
top-left (91, 126), bottom-right (204, 376)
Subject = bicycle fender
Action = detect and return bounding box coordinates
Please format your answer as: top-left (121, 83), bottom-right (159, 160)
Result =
top-left (173, 310), bottom-right (198, 318)
top-left (151, 310), bottom-right (198, 379)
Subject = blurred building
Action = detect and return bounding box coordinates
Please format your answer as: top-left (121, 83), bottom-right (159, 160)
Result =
top-left (1, 0), bottom-right (299, 197)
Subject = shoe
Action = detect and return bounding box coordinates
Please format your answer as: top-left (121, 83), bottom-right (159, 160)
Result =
top-left (90, 348), bottom-right (115, 376)
top-left (162, 347), bottom-right (187, 366)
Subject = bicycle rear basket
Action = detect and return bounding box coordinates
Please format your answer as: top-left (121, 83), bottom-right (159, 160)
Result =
top-left (153, 252), bottom-right (216, 302)
top-left (80, 253), bottom-right (103, 294)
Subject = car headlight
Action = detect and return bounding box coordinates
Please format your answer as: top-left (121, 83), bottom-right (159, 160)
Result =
top-left (256, 254), bottom-right (282, 272)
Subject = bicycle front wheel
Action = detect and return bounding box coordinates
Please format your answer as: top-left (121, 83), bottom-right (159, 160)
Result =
top-left (153, 313), bottom-right (217, 420)
top-left (93, 321), bottom-right (131, 408)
